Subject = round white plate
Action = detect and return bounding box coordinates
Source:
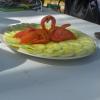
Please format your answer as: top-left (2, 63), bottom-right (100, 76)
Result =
top-left (3, 23), bottom-right (97, 60)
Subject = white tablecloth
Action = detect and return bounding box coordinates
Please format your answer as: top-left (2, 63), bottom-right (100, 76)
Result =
top-left (0, 8), bottom-right (100, 100)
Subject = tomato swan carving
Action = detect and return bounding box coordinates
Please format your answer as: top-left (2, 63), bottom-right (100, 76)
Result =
top-left (41, 15), bottom-right (76, 42)
top-left (14, 15), bottom-right (77, 44)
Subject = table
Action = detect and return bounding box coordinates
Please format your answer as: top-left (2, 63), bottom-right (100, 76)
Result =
top-left (0, 8), bottom-right (100, 100)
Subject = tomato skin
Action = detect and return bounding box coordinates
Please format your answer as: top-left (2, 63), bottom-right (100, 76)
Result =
top-left (31, 39), bottom-right (49, 44)
top-left (61, 24), bottom-right (71, 28)
top-left (31, 29), bottom-right (50, 44)
top-left (41, 15), bottom-right (56, 31)
top-left (20, 33), bottom-right (34, 44)
top-left (50, 27), bottom-right (76, 42)
top-left (14, 31), bottom-right (27, 38)
top-left (16, 29), bottom-right (50, 44)
top-left (13, 27), bottom-right (36, 38)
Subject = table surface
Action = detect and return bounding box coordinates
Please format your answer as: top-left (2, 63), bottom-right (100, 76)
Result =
top-left (0, 7), bottom-right (100, 100)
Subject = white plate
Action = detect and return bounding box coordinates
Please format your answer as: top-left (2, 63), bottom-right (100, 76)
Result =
top-left (3, 23), bottom-right (97, 60)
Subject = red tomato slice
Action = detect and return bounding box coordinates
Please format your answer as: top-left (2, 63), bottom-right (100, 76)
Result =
top-left (31, 29), bottom-right (50, 44)
top-left (14, 27), bottom-right (35, 38)
top-left (20, 33), bottom-right (35, 44)
top-left (50, 28), bottom-right (76, 42)
top-left (14, 31), bottom-right (27, 38)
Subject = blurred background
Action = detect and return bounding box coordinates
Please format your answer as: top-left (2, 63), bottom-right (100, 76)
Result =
top-left (0, 0), bottom-right (65, 13)
top-left (43, 0), bottom-right (65, 13)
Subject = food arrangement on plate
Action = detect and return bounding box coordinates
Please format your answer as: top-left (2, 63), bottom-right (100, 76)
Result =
top-left (3, 15), bottom-right (96, 59)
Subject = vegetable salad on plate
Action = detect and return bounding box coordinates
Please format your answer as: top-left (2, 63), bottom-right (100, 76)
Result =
top-left (3, 15), bottom-right (96, 59)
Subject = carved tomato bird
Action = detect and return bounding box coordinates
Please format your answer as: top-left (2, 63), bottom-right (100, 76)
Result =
top-left (13, 15), bottom-right (77, 44)
top-left (41, 15), bottom-right (77, 42)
